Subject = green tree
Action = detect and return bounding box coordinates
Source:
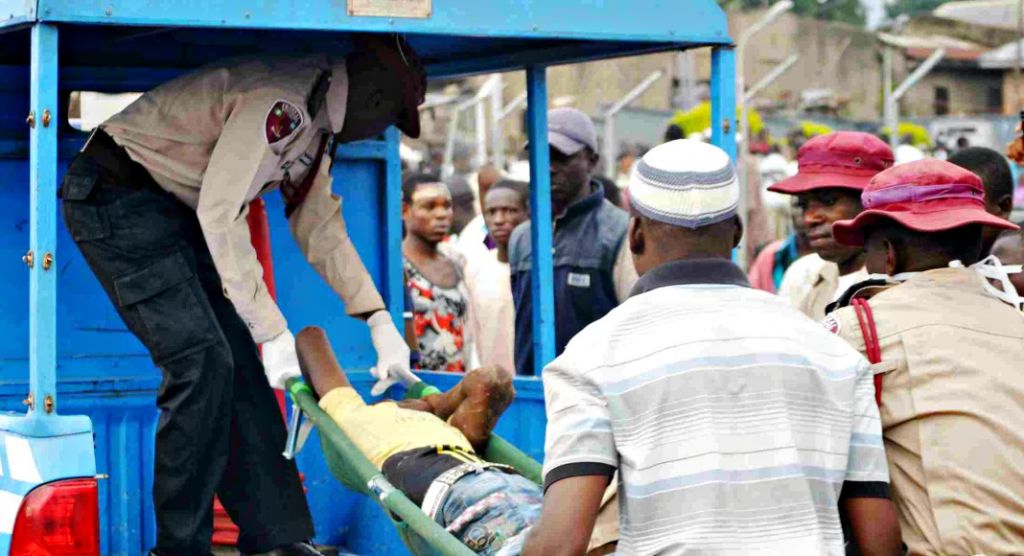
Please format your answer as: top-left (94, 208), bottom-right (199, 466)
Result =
top-left (885, 0), bottom-right (944, 18)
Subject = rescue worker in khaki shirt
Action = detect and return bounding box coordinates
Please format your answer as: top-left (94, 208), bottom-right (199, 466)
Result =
top-left (768, 132), bottom-right (894, 319)
top-left (824, 159), bottom-right (1024, 555)
top-left (60, 34), bottom-right (425, 556)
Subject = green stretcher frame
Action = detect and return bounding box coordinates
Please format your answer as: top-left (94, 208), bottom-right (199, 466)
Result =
top-left (286, 379), bottom-right (543, 556)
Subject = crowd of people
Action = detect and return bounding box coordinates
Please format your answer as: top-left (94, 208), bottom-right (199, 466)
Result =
top-left (61, 28), bottom-right (1024, 554)
top-left (386, 105), bottom-right (1024, 554)
top-left (399, 107), bottom-right (639, 377)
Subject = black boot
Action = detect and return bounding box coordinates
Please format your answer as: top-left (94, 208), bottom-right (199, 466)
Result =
top-left (242, 541), bottom-right (326, 556)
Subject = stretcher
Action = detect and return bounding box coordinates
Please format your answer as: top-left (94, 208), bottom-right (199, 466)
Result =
top-left (285, 378), bottom-right (543, 556)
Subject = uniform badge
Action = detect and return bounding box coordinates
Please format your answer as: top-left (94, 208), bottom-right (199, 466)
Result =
top-left (265, 100), bottom-right (304, 144)
top-left (822, 315), bottom-right (841, 335)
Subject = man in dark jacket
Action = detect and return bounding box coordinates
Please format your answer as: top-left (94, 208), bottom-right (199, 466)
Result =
top-left (509, 108), bottom-right (636, 375)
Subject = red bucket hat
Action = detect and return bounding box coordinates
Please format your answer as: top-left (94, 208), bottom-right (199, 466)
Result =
top-left (768, 131), bottom-right (894, 194)
top-left (832, 159), bottom-right (1019, 246)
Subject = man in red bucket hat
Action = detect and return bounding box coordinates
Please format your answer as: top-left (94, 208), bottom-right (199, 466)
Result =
top-left (826, 159), bottom-right (1024, 555)
top-left (768, 132), bottom-right (894, 318)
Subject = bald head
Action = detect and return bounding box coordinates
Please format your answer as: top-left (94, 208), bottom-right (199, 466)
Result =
top-left (476, 164), bottom-right (503, 208)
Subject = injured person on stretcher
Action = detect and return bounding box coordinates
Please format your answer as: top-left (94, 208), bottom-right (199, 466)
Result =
top-left (296, 327), bottom-right (616, 556)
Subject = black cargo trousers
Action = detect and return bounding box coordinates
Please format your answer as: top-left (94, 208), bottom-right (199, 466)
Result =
top-left (60, 131), bottom-right (314, 555)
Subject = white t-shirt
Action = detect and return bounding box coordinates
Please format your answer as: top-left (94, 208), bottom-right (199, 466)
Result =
top-left (463, 251), bottom-right (515, 375)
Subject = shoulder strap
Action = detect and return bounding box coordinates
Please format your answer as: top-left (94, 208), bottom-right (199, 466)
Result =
top-left (306, 70), bottom-right (332, 118)
top-left (282, 133), bottom-right (331, 218)
top-left (851, 298), bottom-right (884, 406)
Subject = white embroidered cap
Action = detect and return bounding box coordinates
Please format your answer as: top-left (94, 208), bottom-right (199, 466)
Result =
top-left (629, 139), bottom-right (739, 229)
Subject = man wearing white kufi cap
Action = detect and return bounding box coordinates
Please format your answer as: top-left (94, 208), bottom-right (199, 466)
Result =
top-left (524, 141), bottom-right (901, 555)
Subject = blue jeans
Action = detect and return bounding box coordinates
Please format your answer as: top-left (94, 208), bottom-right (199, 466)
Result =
top-left (438, 471), bottom-right (542, 555)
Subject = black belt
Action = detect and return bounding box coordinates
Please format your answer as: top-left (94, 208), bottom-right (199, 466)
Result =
top-left (73, 128), bottom-right (157, 192)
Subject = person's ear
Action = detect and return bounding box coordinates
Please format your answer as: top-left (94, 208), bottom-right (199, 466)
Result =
top-left (401, 201), bottom-right (411, 220)
top-left (998, 194), bottom-right (1014, 219)
top-left (884, 238), bottom-right (898, 276)
top-left (586, 150), bottom-right (600, 172)
top-left (628, 216), bottom-right (644, 255)
top-left (732, 215), bottom-right (744, 248)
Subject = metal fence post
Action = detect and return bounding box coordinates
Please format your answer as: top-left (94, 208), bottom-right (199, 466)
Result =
top-left (526, 66), bottom-right (555, 375)
top-left (711, 47), bottom-right (737, 161)
top-left (29, 23), bottom-right (59, 418)
top-left (383, 126), bottom-right (405, 325)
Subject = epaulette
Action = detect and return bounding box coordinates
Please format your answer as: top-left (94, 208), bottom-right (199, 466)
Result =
top-left (826, 277), bottom-right (894, 314)
top-left (307, 70), bottom-right (332, 118)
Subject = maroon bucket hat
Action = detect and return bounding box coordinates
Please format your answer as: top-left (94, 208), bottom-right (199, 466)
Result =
top-left (768, 131), bottom-right (894, 195)
top-left (832, 158), bottom-right (1019, 246)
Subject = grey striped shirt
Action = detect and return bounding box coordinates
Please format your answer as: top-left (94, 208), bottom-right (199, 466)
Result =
top-left (542, 259), bottom-right (889, 555)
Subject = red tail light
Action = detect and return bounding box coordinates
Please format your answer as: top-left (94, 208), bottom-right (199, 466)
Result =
top-left (10, 478), bottom-right (100, 556)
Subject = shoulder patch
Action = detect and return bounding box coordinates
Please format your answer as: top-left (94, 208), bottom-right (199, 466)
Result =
top-left (265, 100), bottom-right (304, 144)
top-left (822, 314), bottom-right (841, 335)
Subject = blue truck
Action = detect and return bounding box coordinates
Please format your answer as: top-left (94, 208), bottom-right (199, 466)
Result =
top-left (0, 1), bottom-right (736, 553)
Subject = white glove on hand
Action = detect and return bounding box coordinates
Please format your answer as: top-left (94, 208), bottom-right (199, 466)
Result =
top-left (367, 310), bottom-right (417, 396)
top-left (263, 329), bottom-right (301, 390)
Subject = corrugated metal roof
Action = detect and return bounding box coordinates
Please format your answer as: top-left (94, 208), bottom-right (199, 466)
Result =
top-left (933, 0), bottom-right (1019, 31)
top-left (877, 32), bottom-right (984, 51)
top-left (979, 39), bottom-right (1024, 69)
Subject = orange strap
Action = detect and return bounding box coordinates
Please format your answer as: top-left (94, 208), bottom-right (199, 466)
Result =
top-left (851, 298), bottom-right (883, 406)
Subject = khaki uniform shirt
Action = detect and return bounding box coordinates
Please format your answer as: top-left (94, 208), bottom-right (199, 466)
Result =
top-left (779, 253), bottom-right (867, 319)
top-left (103, 55), bottom-right (384, 342)
top-left (830, 268), bottom-right (1024, 555)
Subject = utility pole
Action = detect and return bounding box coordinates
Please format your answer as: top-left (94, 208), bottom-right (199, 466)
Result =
top-left (601, 70), bottom-right (664, 178)
top-left (735, 0), bottom-right (792, 269)
top-left (884, 48), bottom-right (946, 152)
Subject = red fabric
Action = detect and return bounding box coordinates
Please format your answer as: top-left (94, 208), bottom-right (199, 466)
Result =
top-left (832, 159), bottom-right (1019, 246)
top-left (748, 240), bottom-right (783, 293)
top-left (852, 298), bottom-right (883, 406)
top-left (768, 132), bottom-right (894, 194)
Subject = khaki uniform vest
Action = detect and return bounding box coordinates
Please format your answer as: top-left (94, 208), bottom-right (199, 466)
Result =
top-left (104, 55), bottom-right (383, 341)
top-left (831, 268), bottom-right (1024, 555)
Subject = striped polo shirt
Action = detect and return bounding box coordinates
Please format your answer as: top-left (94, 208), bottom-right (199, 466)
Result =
top-left (542, 258), bottom-right (889, 555)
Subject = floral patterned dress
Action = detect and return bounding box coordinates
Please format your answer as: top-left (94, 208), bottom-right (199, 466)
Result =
top-left (404, 259), bottom-right (469, 372)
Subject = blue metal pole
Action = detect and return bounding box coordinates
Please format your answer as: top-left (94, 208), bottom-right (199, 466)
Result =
top-left (525, 66), bottom-right (555, 375)
top-left (29, 23), bottom-right (59, 418)
top-left (710, 46), bottom-right (737, 161)
top-left (382, 126), bottom-right (405, 324)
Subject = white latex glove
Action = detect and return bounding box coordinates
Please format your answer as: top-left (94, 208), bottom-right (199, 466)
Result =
top-left (263, 329), bottom-right (301, 390)
top-left (367, 310), bottom-right (417, 396)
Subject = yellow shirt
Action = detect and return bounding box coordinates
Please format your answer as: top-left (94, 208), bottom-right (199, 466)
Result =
top-left (831, 268), bottom-right (1024, 555)
top-left (319, 387), bottom-right (474, 469)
